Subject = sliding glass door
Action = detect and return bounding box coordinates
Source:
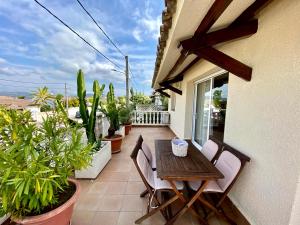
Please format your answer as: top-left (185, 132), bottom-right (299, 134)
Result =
top-left (192, 72), bottom-right (228, 147)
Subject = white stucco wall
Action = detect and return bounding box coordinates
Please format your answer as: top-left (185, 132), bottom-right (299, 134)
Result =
top-left (289, 175), bottom-right (300, 225)
top-left (168, 0), bottom-right (300, 224)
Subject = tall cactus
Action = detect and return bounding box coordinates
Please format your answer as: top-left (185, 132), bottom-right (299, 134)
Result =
top-left (77, 69), bottom-right (105, 144)
top-left (101, 83), bottom-right (120, 137)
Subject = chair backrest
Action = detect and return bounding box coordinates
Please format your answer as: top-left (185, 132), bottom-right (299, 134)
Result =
top-left (214, 143), bottom-right (250, 207)
top-left (215, 150), bottom-right (241, 192)
top-left (137, 150), bottom-right (155, 188)
top-left (142, 142), bottom-right (152, 163)
top-left (130, 135), bottom-right (143, 160)
top-left (201, 139), bottom-right (219, 162)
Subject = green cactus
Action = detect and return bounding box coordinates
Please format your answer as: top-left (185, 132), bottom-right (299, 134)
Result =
top-left (100, 83), bottom-right (120, 137)
top-left (77, 69), bottom-right (105, 144)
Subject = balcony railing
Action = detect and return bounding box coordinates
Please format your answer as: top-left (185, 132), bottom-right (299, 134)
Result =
top-left (132, 111), bottom-right (170, 126)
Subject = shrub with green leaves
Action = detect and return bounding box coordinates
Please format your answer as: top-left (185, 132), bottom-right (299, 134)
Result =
top-left (119, 107), bottom-right (132, 125)
top-left (0, 107), bottom-right (93, 218)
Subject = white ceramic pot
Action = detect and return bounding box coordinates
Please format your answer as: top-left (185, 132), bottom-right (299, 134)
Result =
top-left (75, 141), bottom-right (111, 179)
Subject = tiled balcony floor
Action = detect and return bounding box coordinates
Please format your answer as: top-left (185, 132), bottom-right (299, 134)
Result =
top-left (72, 127), bottom-right (229, 225)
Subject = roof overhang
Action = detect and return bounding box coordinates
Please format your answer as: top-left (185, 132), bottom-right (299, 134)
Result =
top-left (152, 0), bottom-right (267, 90)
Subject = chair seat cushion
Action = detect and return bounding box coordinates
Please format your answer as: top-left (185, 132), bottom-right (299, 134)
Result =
top-left (154, 171), bottom-right (184, 190)
top-left (188, 180), bottom-right (223, 193)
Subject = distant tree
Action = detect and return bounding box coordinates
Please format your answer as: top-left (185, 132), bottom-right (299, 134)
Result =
top-left (17, 96), bottom-right (25, 99)
top-left (32, 87), bottom-right (53, 106)
top-left (213, 90), bottom-right (222, 109)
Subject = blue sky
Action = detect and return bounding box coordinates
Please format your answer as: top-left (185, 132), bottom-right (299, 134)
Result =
top-left (0, 0), bottom-right (163, 96)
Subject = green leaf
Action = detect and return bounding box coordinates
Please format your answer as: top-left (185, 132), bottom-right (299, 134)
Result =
top-left (2, 194), bottom-right (7, 211)
top-left (24, 179), bottom-right (31, 195)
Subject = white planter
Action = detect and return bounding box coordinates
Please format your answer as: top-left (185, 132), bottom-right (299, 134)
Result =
top-left (0, 215), bottom-right (9, 224)
top-left (116, 125), bottom-right (125, 137)
top-left (75, 141), bottom-right (111, 179)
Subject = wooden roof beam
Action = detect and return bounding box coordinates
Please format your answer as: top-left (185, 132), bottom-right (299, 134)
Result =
top-left (181, 20), bottom-right (258, 51)
top-left (162, 84), bottom-right (182, 95)
top-left (230, 0), bottom-right (274, 26)
top-left (160, 74), bottom-right (184, 86)
top-left (193, 47), bottom-right (252, 81)
top-left (164, 0), bottom-right (233, 80)
top-left (170, 0), bottom-right (274, 83)
top-left (194, 0), bottom-right (233, 36)
top-left (156, 89), bottom-right (170, 98)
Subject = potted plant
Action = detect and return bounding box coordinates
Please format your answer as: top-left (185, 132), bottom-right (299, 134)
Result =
top-left (101, 83), bottom-right (123, 153)
top-left (0, 106), bottom-right (93, 225)
top-left (119, 107), bottom-right (133, 135)
top-left (74, 69), bottom-right (112, 179)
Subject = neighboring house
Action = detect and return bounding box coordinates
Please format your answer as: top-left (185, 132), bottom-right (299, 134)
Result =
top-left (0, 96), bottom-right (34, 110)
top-left (152, 1), bottom-right (300, 225)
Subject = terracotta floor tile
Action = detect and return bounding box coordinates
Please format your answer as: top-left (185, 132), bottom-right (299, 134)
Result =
top-left (128, 168), bottom-right (142, 182)
top-left (125, 182), bottom-right (145, 195)
top-left (105, 160), bottom-right (132, 172)
top-left (105, 182), bottom-right (127, 195)
top-left (76, 194), bottom-right (101, 211)
top-left (117, 211), bottom-right (142, 225)
top-left (71, 210), bottom-right (95, 225)
top-left (97, 195), bottom-right (124, 211)
top-left (91, 212), bottom-right (119, 225)
top-left (88, 181), bottom-right (108, 195)
top-left (121, 195), bottom-right (147, 212)
top-left (97, 171), bottom-right (130, 182)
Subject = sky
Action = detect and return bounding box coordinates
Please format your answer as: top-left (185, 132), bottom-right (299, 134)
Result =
top-left (0, 0), bottom-right (164, 97)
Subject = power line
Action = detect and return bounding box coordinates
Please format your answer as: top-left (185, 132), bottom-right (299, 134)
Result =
top-left (0, 78), bottom-right (66, 85)
top-left (76, 0), bottom-right (125, 57)
top-left (0, 83), bottom-right (70, 90)
top-left (33, 0), bottom-right (123, 70)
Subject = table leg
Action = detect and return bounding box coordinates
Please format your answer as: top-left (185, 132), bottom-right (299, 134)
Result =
top-left (166, 180), bottom-right (209, 225)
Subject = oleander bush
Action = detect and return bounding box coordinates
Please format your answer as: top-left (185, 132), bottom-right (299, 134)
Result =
top-left (0, 107), bottom-right (93, 218)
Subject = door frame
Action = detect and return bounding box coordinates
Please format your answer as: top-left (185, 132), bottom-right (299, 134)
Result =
top-left (192, 69), bottom-right (227, 150)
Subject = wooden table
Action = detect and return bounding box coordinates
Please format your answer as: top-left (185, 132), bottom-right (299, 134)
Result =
top-left (155, 140), bottom-right (224, 225)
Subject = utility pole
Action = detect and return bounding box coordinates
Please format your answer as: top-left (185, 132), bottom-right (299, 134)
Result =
top-left (125, 55), bottom-right (129, 107)
top-left (64, 82), bottom-right (69, 115)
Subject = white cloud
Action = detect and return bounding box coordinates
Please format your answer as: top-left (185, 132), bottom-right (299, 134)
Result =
top-left (0, 58), bottom-right (7, 64)
top-left (132, 29), bottom-right (143, 42)
top-left (132, 0), bottom-right (161, 42)
top-left (0, 0), bottom-right (161, 96)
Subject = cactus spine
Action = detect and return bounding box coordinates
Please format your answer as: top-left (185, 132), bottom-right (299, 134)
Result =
top-left (77, 69), bottom-right (105, 144)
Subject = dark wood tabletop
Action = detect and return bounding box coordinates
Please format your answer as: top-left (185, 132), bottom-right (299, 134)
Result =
top-left (155, 140), bottom-right (224, 181)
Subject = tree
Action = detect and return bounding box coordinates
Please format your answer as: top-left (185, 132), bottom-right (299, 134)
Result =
top-left (32, 86), bottom-right (53, 107)
top-left (130, 89), bottom-right (151, 108)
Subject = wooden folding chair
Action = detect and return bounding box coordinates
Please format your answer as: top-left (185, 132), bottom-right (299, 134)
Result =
top-left (131, 149), bottom-right (184, 224)
top-left (188, 143), bottom-right (250, 224)
top-left (201, 136), bottom-right (223, 163)
top-left (130, 135), bottom-right (156, 198)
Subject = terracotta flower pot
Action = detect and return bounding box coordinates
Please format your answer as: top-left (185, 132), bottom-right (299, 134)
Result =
top-left (104, 134), bottom-right (123, 154)
top-left (124, 124), bottom-right (132, 135)
top-left (13, 179), bottom-right (80, 225)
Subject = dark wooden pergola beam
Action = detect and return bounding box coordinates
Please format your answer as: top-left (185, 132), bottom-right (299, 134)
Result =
top-left (156, 89), bottom-right (170, 98)
top-left (163, 0), bottom-right (233, 81)
top-left (230, 0), bottom-right (274, 27)
top-left (194, 0), bottom-right (233, 36)
top-left (180, 19), bottom-right (258, 51)
top-left (193, 47), bottom-right (252, 81)
top-left (166, 0), bottom-right (273, 84)
top-left (162, 84), bottom-right (182, 95)
top-left (160, 74), bottom-right (184, 86)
